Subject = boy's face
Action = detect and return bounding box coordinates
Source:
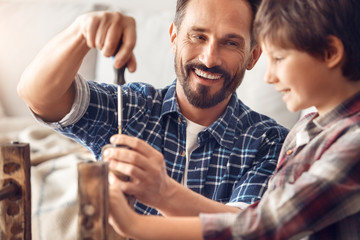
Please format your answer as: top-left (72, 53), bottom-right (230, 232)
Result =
top-left (261, 42), bottom-right (336, 114)
top-left (170, 0), bottom-right (260, 109)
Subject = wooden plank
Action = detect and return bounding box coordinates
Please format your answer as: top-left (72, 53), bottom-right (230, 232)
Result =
top-left (78, 160), bottom-right (131, 240)
top-left (78, 161), bottom-right (109, 240)
top-left (0, 142), bottom-right (31, 240)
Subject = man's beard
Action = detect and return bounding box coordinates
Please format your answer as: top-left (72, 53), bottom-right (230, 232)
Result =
top-left (175, 56), bottom-right (247, 109)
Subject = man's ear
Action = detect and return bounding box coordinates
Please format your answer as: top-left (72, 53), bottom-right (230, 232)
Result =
top-left (246, 44), bottom-right (262, 70)
top-left (325, 35), bottom-right (344, 69)
top-left (169, 22), bottom-right (177, 53)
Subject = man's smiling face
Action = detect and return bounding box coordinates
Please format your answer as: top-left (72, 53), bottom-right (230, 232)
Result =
top-left (171, 0), bottom-right (257, 108)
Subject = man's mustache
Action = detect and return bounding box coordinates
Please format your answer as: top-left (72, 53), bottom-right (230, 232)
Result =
top-left (184, 63), bottom-right (231, 80)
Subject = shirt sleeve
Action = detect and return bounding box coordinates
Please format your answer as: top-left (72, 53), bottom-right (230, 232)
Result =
top-left (31, 74), bottom-right (113, 159)
top-left (201, 128), bottom-right (360, 239)
top-left (32, 74), bottom-right (90, 128)
top-left (228, 126), bottom-right (286, 205)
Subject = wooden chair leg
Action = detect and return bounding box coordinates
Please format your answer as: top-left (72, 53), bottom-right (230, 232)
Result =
top-left (77, 161), bottom-right (130, 240)
top-left (0, 142), bottom-right (31, 240)
top-left (78, 161), bottom-right (109, 240)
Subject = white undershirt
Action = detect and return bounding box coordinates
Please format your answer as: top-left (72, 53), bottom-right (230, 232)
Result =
top-left (180, 118), bottom-right (249, 209)
top-left (181, 118), bottom-right (206, 187)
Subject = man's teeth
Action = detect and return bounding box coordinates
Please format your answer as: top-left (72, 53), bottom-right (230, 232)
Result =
top-left (194, 69), bottom-right (221, 80)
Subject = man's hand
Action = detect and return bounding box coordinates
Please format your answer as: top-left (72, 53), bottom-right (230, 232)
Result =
top-left (104, 135), bottom-right (241, 216)
top-left (18, 11), bottom-right (137, 122)
top-left (103, 134), bottom-right (175, 209)
top-left (76, 11), bottom-right (137, 71)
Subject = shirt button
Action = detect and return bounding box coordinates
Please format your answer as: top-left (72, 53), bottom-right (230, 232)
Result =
top-left (286, 149), bottom-right (293, 155)
top-left (181, 151), bottom-right (186, 157)
top-left (178, 117), bottom-right (182, 124)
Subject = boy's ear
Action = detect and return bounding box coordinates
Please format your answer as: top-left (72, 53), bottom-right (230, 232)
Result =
top-left (169, 22), bottom-right (177, 53)
top-left (246, 44), bottom-right (262, 70)
top-left (324, 35), bottom-right (344, 69)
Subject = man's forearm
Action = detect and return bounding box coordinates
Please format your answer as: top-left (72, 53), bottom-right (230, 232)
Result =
top-left (18, 18), bottom-right (90, 122)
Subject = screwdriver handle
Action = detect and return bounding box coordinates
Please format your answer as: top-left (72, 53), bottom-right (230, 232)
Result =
top-left (114, 66), bottom-right (126, 85)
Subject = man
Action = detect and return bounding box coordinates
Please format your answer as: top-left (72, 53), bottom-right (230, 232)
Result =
top-left (18, 0), bottom-right (288, 216)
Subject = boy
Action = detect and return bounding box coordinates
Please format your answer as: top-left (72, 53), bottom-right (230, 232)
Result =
top-left (107, 0), bottom-right (360, 239)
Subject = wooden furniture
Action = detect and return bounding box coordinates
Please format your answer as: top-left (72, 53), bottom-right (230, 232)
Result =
top-left (77, 161), bottom-right (129, 240)
top-left (0, 142), bottom-right (129, 240)
top-left (0, 142), bottom-right (31, 240)
top-left (78, 161), bottom-right (110, 240)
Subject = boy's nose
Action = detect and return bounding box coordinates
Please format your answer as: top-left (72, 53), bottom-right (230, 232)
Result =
top-left (264, 67), bottom-right (278, 84)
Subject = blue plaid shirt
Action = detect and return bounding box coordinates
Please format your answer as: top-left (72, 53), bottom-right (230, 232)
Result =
top-left (52, 75), bottom-right (288, 215)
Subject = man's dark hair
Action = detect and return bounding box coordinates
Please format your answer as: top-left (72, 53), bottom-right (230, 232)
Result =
top-left (254, 0), bottom-right (360, 81)
top-left (174, 0), bottom-right (262, 46)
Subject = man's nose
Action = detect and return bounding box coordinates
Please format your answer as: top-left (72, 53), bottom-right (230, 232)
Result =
top-left (199, 41), bottom-right (222, 68)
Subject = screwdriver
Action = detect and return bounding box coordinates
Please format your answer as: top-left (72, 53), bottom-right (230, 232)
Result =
top-left (115, 66), bottom-right (126, 134)
top-left (113, 37), bottom-right (126, 134)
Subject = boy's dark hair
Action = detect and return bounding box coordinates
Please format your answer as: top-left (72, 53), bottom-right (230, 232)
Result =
top-left (254, 0), bottom-right (360, 81)
top-left (174, 0), bottom-right (262, 47)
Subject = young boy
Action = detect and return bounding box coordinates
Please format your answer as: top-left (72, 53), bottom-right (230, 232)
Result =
top-left (107, 0), bottom-right (360, 239)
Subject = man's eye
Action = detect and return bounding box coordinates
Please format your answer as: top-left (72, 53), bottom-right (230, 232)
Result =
top-left (191, 35), bottom-right (205, 41)
top-left (225, 41), bottom-right (238, 47)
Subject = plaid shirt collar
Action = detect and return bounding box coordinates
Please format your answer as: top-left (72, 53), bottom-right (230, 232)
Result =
top-left (160, 80), bottom-right (240, 150)
top-left (313, 90), bottom-right (360, 129)
top-left (278, 90), bottom-right (360, 170)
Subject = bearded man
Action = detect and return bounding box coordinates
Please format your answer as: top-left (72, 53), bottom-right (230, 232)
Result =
top-left (18, 0), bottom-right (288, 216)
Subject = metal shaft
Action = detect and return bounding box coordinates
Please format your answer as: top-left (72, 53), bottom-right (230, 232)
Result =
top-left (118, 85), bottom-right (123, 134)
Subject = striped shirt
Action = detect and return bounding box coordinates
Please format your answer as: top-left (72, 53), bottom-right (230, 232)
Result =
top-left (200, 91), bottom-right (360, 239)
top-left (49, 75), bottom-right (288, 215)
